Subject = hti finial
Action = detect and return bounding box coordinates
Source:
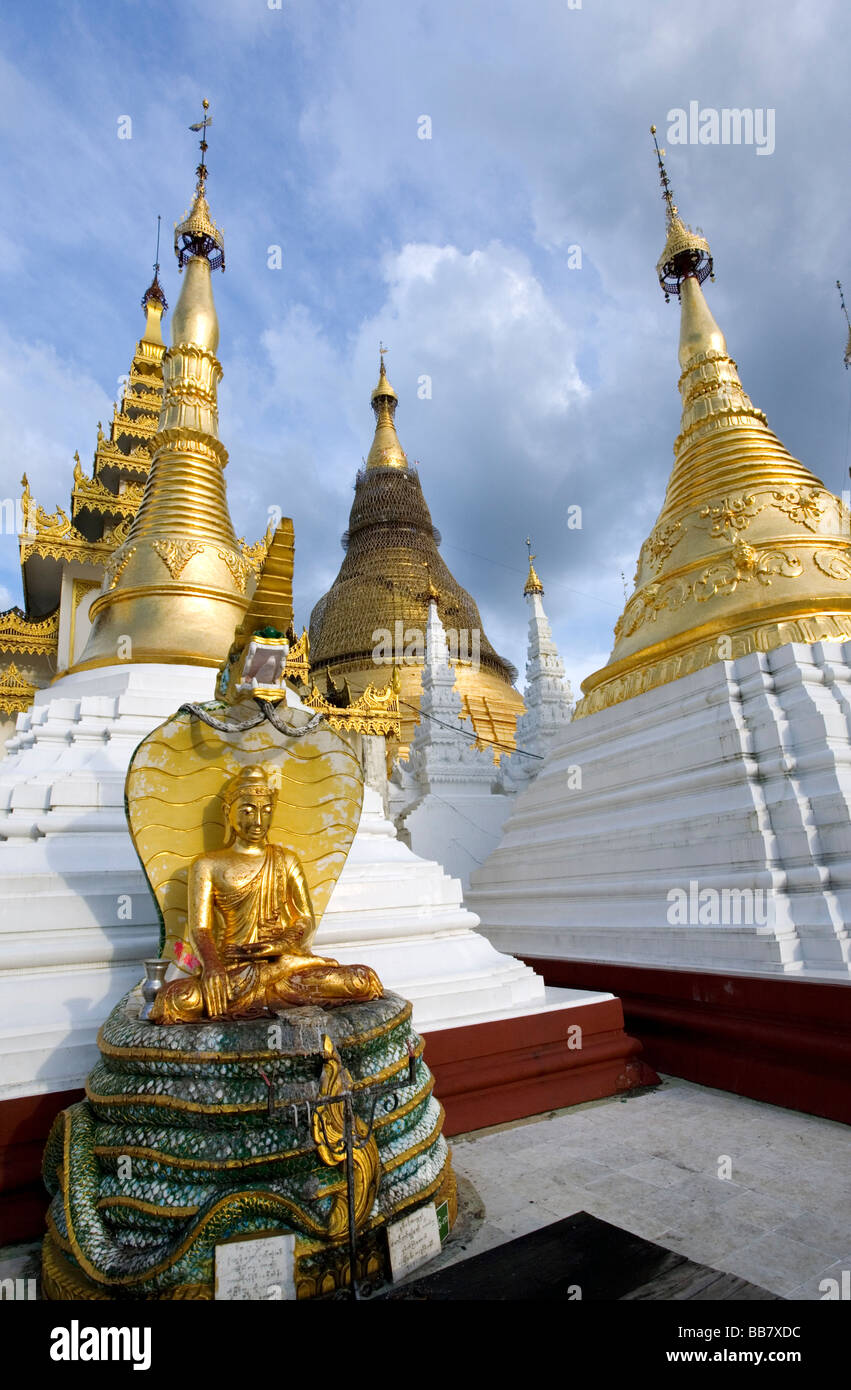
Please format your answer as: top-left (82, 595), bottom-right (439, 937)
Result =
top-left (370, 342), bottom-right (399, 411)
top-left (650, 124), bottom-right (713, 302)
top-left (175, 99), bottom-right (224, 272)
top-left (837, 281), bottom-right (851, 370)
top-left (524, 537), bottom-right (544, 596)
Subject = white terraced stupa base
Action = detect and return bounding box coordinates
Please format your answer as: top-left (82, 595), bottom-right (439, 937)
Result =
top-left (468, 642), bottom-right (851, 980)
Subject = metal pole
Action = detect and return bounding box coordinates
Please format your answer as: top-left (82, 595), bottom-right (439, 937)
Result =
top-left (343, 1093), bottom-right (359, 1301)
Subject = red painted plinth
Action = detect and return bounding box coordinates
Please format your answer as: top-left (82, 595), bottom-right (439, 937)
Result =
top-left (522, 957), bottom-right (851, 1125)
top-left (0, 1087), bottom-right (82, 1246)
top-left (424, 997), bottom-right (658, 1137)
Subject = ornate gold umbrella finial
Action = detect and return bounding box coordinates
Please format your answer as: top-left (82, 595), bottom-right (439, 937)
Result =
top-left (651, 124), bottom-right (713, 302)
top-left (366, 345), bottom-right (406, 468)
top-left (175, 98), bottom-right (225, 272)
top-left (524, 536), bottom-right (544, 596)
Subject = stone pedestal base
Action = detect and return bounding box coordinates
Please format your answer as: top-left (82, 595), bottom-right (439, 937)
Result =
top-left (41, 991), bottom-right (455, 1299)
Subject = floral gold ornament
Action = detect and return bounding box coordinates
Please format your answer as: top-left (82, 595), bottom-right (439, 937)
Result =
top-left (694, 540), bottom-right (803, 600)
top-left (698, 494), bottom-right (763, 540)
top-left (770, 487), bottom-right (827, 532)
top-left (151, 539), bottom-right (205, 579)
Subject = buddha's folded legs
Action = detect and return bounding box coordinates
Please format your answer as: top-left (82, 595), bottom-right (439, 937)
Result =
top-left (150, 976), bottom-right (205, 1024)
top-left (263, 962), bottom-right (383, 1009)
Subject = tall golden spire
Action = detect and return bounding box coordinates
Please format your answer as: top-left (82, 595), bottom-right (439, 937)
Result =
top-left (366, 346), bottom-right (408, 469)
top-left (576, 131), bottom-right (851, 718)
top-left (70, 101), bottom-right (249, 673)
top-left (140, 215), bottom-right (168, 348)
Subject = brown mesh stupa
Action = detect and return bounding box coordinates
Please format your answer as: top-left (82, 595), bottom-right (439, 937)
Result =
top-left (308, 358), bottom-right (524, 755)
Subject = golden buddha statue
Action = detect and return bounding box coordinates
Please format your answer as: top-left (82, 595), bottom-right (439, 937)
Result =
top-left (151, 766), bottom-right (383, 1023)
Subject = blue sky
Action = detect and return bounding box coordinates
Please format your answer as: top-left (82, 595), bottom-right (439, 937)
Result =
top-left (1, 0), bottom-right (849, 695)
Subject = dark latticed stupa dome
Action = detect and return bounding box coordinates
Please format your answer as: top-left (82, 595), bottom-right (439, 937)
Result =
top-left (309, 359), bottom-right (523, 754)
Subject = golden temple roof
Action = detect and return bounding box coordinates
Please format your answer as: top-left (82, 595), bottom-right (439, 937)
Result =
top-left (309, 366), bottom-right (523, 751)
top-left (576, 145), bottom-right (851, 718)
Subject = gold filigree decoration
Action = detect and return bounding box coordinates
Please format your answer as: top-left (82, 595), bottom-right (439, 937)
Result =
top-left (576, 613), bottom-right (851, 720)
top-left (284, 628), bottom-right (310, 684)
top-left (698, 494), bottom-right (764, 540)
top-left (104, 516), bottom-right (134, 546)
top-left (72, 470), bottom-right (145, 521)
top-left (303, 671), bottom-right (401, 738)
top-left (28, 503), bottom-right (73, 540)
top-left (151, 540), bottom-right (205, 579)
top-left (104, 546), bottom-right (137, 590)
top-left (0, 662), bottom-right (37, 714)
top-left (614, 577), bottom-right (692, 640)
top-left (813, 550), bottom-right (851, 581)
top-left (770, 488), bottom-right (828, 533)
top-left (695, 540), bottom-right (803, 600)
top-left (0, 608), bottom-right (59, 655)
top-left (215, 547), bottom-right (251, 593)
top-left (238, 519), bottom-right (275, 577)
top-left (640, 520), bottom-right (684, 575)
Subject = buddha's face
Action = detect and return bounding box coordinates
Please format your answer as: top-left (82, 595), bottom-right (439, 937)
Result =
top-left (228, 790), bottom-right (274, 844)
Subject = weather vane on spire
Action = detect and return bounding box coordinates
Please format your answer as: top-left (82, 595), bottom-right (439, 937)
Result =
top-left (650, 124), bottom-right (676, 223)
top-left (189, 98), bottom-right (213, 174)
top-left (379, 341), bottom-right (389, 370)
top-left (525, 536), bottom-right (536, 565)
top-left (650, 124), bottom-right (713, 302)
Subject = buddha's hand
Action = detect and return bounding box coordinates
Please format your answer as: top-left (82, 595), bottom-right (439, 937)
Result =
top-left (202, 966), bottom-right (229, 1018)
top-left (283, 917), bottom-right (313, 950)
top-left (229, 939), bottom-right (282, 960)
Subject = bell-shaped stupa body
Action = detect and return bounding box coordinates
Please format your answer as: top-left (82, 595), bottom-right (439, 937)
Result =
top-left (309, 360), bottom-right (524, 753)
top-left (578, 175), bottom-right (851, 717)
top-left (71, 150), bottom-right (249, 673)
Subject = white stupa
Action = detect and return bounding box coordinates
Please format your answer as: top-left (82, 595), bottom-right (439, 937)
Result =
top-left (500, 546), bottom-right (574, 791)
top-left (468, 143), bottom-right (851, 982)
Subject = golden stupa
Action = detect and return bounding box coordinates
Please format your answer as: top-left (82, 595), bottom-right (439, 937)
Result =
top-left (308, 355), bottom-right (524, 753)
top-left (70, 103), bottom-right (250, 673)
top-left (576, 131), bottom-right (851, 718)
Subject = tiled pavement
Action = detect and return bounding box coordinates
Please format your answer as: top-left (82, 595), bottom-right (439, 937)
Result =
top-left (2, 1074), bottom-right (847, 1300)
top-left (424, 1074), bottom-right (851, 1300)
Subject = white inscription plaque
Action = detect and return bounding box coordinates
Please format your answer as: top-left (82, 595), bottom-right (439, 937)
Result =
top-left (387, 1203), bottom-right (441, 1282)
top-left (214, 1233), bottom-right (296, 1300)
